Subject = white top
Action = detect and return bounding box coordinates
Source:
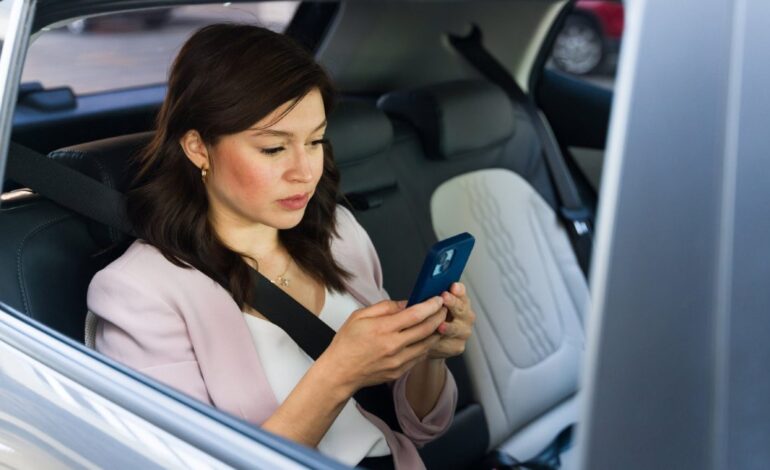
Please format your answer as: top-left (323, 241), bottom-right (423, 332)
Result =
top-left (243, 288), bottom-right (391, 465)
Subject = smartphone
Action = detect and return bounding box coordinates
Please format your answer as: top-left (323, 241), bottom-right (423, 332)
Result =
top-left (406, 232), bottom-right (475, 307)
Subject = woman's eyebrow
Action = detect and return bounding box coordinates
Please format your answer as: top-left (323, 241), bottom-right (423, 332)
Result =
top-left (248, 120), bottom-right (327, 137)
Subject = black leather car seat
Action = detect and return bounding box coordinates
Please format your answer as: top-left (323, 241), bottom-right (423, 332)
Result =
top-left (0, 133), bottom-right (149, 342)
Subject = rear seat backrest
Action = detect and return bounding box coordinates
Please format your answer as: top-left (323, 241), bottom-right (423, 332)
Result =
top-left (326, 100), bottom-right (432, 299)
top-left (327, 99), bottom-right (442, 352)
top-left (379, 80), bottom-right (589, 460)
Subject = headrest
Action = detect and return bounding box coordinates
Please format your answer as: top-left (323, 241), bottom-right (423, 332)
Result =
top-left (48, 132), bottom-right (151, 193)
top-left (378, 80), bottom-right (516, 160)
top-left (48, 132), bottom-right (152, 246)
top-left (326, 100), bottom-right (394, 165)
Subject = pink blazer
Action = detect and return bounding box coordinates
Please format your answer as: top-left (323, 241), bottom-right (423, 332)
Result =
top-left (87, 206), bottom-right (456, 469)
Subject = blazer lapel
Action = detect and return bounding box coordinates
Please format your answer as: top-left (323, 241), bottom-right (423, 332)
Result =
top-left (180, 274), bottom-right (279, 425)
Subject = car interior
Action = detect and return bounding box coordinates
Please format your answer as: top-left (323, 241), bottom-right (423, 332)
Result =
top-left (0, 1), bottom-right (616, 468)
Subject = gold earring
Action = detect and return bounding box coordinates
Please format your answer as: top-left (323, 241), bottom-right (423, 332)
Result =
top-left (201, 167), bottom-right (208, 181)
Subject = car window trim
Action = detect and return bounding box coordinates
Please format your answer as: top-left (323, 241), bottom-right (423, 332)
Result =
top-left (0, 0), bottom-right (35, 187)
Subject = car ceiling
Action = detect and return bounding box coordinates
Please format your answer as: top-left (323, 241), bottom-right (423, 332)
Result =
top-left (32, 0), bottom-right (567, 93)
top-left (318, 1), bottom-right (566, 94)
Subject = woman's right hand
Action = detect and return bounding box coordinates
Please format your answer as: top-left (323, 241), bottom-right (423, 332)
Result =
top-left (317, 297), bottom-right (447, 395)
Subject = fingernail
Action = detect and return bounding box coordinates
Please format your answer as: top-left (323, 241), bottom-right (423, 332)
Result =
top-left (437, 323), bottom-right (447, 334)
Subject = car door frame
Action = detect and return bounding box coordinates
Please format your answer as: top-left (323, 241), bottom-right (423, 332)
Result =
top-left (578, 0), bottom-right (770, 468)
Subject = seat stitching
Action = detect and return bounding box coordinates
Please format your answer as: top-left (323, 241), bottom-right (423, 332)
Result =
top-left (462, 177), bottom-right (525, 365)
top-left (529, 193), bottom-right (585, 329)
top-left (461, 281), bottom-right (512, 433)
top-left (433, 178), bottom-right (511, 432)
top-left (16, 213), bottom-right (77, 315)
top-left (467, 175), bottom-right (549, 364)
top-left (465, 175), bottom-right (556, 365)
top-left (482, 173), bottom-right (560, 354)
top-left (476, 183), bottom-right (553, 359)
top-left (526, 200), bottom-right (568, 341)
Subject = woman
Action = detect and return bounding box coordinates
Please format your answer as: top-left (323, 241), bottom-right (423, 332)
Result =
top-left (87, 24), bottom-right (476, 469)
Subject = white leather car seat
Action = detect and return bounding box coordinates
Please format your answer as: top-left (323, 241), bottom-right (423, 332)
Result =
top-left (431, 167), bottom-right (588, 462)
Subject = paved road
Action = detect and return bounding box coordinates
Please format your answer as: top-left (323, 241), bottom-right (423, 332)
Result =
top-left (22, 3), bottom-right (297, 94)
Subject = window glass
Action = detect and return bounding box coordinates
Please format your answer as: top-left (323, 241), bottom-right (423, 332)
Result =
top-left (22, 2), bottom-right (299, 95)
top-left (0, 0), bottom-right (13, 50)
top-left (546, 0), bottom-right (623, 90)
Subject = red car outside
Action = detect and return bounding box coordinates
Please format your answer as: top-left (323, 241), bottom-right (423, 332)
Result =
top-left (552, 0), bottom-right (624, 75)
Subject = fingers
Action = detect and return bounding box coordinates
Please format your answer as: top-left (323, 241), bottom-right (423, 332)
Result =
top-left (437, 317), bottom-right (472, 340)
top-left (385, 296), bottom-right (444, 331)
top-left (399, 307), bottom-right (447, 345)
top-left (441, 283), bottom-right (473, 320)
top-left (393, 332), bottom-right (441, 365)
top-left (356, 299), bottom-right (406, 319)
top-left (376, 319), bottom-right (442, 382)
top-left (450, 282), bottom-right (466, 297)
top-left (438, 284), bottom-right (475, 338)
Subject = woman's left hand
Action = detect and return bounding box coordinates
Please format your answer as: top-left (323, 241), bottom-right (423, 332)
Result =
top-left (428, 282), bottom-right (476, 359)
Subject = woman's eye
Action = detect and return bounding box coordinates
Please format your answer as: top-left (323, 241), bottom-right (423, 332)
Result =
top-left (309, 138), bottom-right (329, 147)
top-left (260, 146), bottom-right (285, 156)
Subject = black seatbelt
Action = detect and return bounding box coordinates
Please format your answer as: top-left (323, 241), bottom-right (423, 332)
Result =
top-left (5, 142), bottom-right (403, 436)
top-left (448, 25), bottom-right (593, 276)
top-left (240, 270), bottom-right (402, 433)
top-left (6, 142), bottom-right (136, 236)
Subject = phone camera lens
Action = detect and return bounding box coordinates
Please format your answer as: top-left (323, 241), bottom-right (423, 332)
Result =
top-left (434, 249), bottom-right (455, 275)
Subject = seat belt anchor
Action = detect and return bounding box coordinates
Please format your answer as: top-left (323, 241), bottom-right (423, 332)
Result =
top-left (572, 220), bottom-right (590, 236)
top-left (560, 207), bottom-right (593, 237)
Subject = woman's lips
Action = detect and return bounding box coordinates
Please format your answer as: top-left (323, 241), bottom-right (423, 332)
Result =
top-left (277, 193), bottom-right (310, 210)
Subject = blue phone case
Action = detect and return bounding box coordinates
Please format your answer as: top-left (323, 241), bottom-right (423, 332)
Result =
top-left (406, 232), bottom-right (475, 307)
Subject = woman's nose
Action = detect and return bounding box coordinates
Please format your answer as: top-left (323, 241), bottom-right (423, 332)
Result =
top-left (287, 145), bottom-right (314, 182)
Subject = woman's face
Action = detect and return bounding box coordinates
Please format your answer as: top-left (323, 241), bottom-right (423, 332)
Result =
top-left (204, 88), bottom-right (327, 231)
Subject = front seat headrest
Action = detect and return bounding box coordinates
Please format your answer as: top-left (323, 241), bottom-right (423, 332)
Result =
top-left (48, 132), bottom-right (152, 246)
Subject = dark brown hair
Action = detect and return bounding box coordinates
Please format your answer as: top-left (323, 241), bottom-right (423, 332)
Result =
top-left (126, 23), bottom-right (350, 309)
